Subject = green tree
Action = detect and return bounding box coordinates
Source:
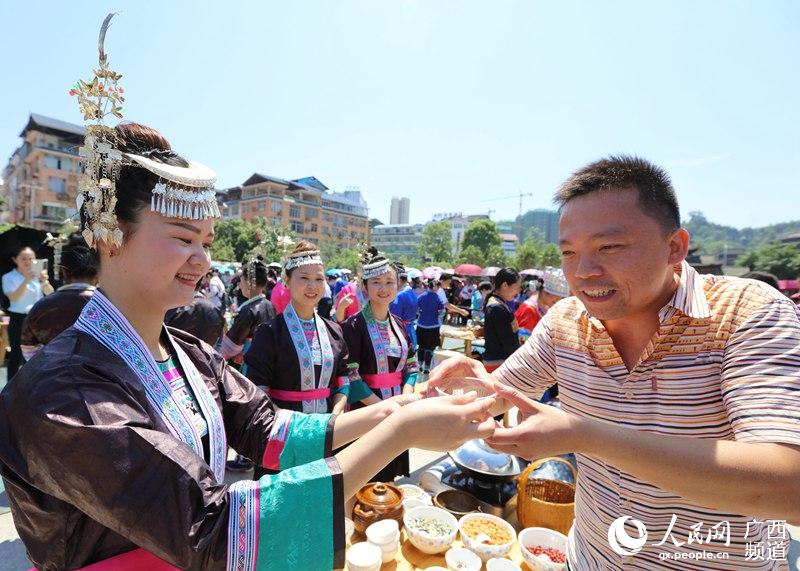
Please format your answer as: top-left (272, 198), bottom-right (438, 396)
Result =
top-left (514, 240), bottom-right (540, 269)
top-left (513, 228), bottom-right (562, 269)
top-left (736, 242), bottom-right (800, 279)
top-left (461, 219), bottom-right (501, 252)
top-left (484, 245), bottom-right (508, 267)
top-left (456, 245), bottom-right (485, 266)
top-left (418, 221), bottom-right (453, 264)
top-left (211, 218), bottom-right (294, 262)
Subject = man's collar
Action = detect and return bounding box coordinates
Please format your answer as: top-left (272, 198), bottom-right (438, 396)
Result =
top-left (659, 260), bottom-right (711, 320)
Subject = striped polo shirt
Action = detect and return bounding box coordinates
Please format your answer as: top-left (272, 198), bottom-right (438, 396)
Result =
top-left (496, 261), bottom-right (799, 570)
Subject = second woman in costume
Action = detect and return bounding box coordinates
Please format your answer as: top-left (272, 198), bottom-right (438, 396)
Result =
top-left (245, 242), bottom-right (350, 415)
top-left (343, 247), bottom-right (419, 481)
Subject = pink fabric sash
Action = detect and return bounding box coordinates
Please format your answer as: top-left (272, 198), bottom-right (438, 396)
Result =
top-left (28, 548), bottom-right (178, 571)
top-left (363, 372), bottom-right (402, 389)
top-left (268, 387), bottom-right (331, 402)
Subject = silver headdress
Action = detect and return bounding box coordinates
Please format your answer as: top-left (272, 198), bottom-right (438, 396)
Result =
top-left (362, 259), bottom-right (392, 280)
top-left (71, 13), bottom-right (220, 250)
top-left (359, 245), bottom-right (397, 280)
top-left (543, 267), bottom-right (569, 297)
top-left (284, 250), bottom-right (323, 271)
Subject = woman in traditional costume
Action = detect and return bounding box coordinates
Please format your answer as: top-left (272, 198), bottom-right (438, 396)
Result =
top-left (0, 16), bottom-right (497, 570)
top-left (245, 241), bottom-right (350, 416)
top-left (19, 232), bottom-right (98, 361)
top-left (514, 267), bottom-right (568, 334)
top-left (343, 248), bottom-right (419, 481)
top-left (220, 256), bottom-right (276, 367)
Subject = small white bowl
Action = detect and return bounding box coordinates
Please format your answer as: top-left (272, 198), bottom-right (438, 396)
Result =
top-left (487, 557), bottom-right (522, 571)
top-left (445, 546), bottom-right (482, 571)
top-left (458, 512), bottom-right (517, 561)
top-left (346, 541), bottom-right (382, 571)
top-left (374, 537), bottom-right (400, 563)
top-left (399, 483), bottom-right (426, 498)
top-left (425, 567), bottom-right (449, 571)
top-left (403, 497), bottom-right (426, 511)
top-left (399, 484), bottom-right (433, 505)
top-left (403, 505), bottom-right (459, 555)
top-left (518, 527), bottom-right (568, 571)
top-left (365, 518), bottom-right (400, 545)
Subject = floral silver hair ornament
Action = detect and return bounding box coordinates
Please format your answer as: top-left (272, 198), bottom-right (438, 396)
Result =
top-left (284, 250), bottom-right (323, 271)
top-left (72, 13), bottom-right (219, 250)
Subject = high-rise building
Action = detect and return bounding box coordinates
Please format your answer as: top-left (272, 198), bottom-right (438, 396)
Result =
top-left (389, 197), bottom-right (410, 225)
top-left (2, 114), bottom-right (85, 231)
top-left (519, 209), bottom-right (560, 244)
top-left (222, 174), bottom-right (370, 248)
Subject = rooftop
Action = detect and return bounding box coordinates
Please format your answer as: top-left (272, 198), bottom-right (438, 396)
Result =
top-left (21, 113), bottom-right (85, 138)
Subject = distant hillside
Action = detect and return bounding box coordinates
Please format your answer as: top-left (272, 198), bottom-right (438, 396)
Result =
top-left (683, 211), bottom-right (800, 254)
top-left (499, 209), bottom-right (800, 254)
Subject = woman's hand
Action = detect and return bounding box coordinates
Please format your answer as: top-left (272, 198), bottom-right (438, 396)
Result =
top-left (337, 292), bottom-right (355, 310)
top-left (381, 392), bottom-right (420, 415)
top-left (420, 355), bottom-right (494, 398)
top-left (38, 270), bottom-right (48, 283)
top-left (392, 394), bottom-right (496, 452)
top-left (485, 385), bottom-right (582, 460)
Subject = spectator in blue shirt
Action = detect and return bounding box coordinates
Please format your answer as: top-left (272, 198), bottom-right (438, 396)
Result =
top-left (416, 279), bottom-right (445, 374)
top-left (390, 272), bottom-right (419, 350)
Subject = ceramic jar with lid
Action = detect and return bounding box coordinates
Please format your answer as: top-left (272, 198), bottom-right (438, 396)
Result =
top-left (352, 482), bottom-right (404, 534)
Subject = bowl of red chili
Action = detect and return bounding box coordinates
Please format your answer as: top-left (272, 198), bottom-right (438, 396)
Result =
top-left (518, 527), bottom-right (568, 570)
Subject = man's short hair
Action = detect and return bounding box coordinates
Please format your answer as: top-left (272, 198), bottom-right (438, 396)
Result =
top-left (554, 155), bottom-right (680, 233)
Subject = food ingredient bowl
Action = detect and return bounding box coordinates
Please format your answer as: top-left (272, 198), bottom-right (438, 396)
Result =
top-left (403, 505), bottom-right (459, 555)
top-left (458, 512), bottom-right (517, 561)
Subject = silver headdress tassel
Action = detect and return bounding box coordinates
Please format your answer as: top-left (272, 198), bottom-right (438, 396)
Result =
top-left (71, 13), bottom-right (220, 251)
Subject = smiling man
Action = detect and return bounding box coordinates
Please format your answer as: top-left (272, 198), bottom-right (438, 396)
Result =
top-left (429, 156), bottom-right (800, 569)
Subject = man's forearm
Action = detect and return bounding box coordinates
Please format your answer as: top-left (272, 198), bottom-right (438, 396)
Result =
top-left (577, 417), bottom-right (800, 522)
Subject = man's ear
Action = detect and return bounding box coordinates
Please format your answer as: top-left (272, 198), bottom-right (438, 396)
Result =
top-left (668, 228), bottom-right (690, 265)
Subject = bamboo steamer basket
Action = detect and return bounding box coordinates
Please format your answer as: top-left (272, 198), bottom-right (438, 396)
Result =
top-left (516, 456), bottom-right (576, 535)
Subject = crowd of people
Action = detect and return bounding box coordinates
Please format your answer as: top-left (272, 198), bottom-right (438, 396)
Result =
top-left (0, 16), bottom-right (798, 570)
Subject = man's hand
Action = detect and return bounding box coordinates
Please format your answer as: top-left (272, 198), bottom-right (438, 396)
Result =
top-left (421, 355), bottom-right (493, 398)
top-left (485, 385), bottom-right (583, 460)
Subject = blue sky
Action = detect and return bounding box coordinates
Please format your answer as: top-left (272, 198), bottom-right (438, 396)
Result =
top-left (1, 1), bottom-right (798, 228)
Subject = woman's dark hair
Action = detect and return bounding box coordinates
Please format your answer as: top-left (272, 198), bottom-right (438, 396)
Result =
top-left (493, 268), bottom-right (520, 290)
top-left (478, 281), bottom-right (493, 292)
top-left (285, 240), bottom-right (319, 278)
top-left (59, 233), bottom-right (99, 282)
top-left (426, 278), bottom-right (439, 290)
top-left (242, 255), bottom-right (268, 288)
top-left (12, 245), bottom-right (34, 261)
top-left (105, 123), bottom-right (190, 231)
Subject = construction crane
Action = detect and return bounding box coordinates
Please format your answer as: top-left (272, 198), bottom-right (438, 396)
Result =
top-left (481, 191), bottom-right (534, 236)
